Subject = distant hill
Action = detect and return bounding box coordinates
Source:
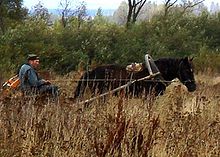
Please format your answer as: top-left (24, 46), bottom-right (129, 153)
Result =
top-left (48, 9), bottom-right (116, 17)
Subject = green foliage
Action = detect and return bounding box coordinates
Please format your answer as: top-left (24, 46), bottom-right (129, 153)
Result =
top-left (32, 1), bottom-right (50, 23)
top-left (0, 0), bottom-right (28, 34)
top-left (0, 6), bottom-right (220, 77)
top-left (0, 19), bottom-right (54, 71)
top-left (203, 14), bottom-right (220, 51)
top-left (195, 47), bottom-right (220, 73)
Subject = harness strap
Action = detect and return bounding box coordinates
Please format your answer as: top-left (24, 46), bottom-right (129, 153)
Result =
top-left (76, 72), bottom-right (161, 105)
top-left (144, 54), bottom-right (168, 86)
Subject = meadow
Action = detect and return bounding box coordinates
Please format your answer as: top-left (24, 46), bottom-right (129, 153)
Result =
top-left (0, 72), bottom-right (219, 157)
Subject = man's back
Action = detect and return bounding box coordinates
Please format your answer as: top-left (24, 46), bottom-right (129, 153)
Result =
top-left (19, 63), bottom-right (35, 92)
top-left (19, 54), bottom-right (59, 98)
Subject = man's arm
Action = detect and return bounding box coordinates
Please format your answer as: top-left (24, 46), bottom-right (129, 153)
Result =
top-left (26, 69), bottom-right (46, 87)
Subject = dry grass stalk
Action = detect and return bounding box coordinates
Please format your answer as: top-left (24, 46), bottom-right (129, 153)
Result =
top-left (0, 73), bottom-right (219, 156)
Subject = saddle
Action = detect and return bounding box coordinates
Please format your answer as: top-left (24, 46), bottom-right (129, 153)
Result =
top-left (126, 63), bottom-right (143, 73)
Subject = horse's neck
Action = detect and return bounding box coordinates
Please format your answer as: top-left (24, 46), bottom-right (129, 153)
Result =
top-left (156, 59), bottom-right (180, 81)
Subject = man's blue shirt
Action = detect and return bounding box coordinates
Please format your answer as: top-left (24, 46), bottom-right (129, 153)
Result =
top-left (19, 63), bottom-right (45, 91)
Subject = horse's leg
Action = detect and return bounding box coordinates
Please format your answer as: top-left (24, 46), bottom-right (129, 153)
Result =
top-left (74, 80), bottom-right (83, 99)
top-left (96, 81), bottom-right (111, 103)
top-left (98, 81), bottom-right (106, 95)
top-left (154, 82), bottom-right (166, 96)
top-left (134, 82), bottom-right (142, 97)
top-left (89, 80), bottom-right (98, 96)
top-left (74, 72), bottom-right (89, 99)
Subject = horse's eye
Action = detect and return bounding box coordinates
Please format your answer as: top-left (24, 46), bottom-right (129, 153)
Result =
top-left (186, 68), bottom-right (193, 73)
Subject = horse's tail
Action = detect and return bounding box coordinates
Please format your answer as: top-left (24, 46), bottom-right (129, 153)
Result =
top-left (74, 71), bottom-right (90, 99)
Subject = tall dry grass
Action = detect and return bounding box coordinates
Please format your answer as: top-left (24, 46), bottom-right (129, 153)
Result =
top-left (0, 73), bottom-right (219, 157)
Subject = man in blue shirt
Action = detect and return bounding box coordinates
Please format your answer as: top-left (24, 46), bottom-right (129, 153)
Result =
top-left (19, 54), bottom-right (59, 98)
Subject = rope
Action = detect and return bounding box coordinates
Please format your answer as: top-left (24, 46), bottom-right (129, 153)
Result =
top-left (52, 79), bottom-right (179, 83)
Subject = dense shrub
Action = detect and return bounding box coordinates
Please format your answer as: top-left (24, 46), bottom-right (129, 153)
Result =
top-left (0, 10), bottom-right (219, 77)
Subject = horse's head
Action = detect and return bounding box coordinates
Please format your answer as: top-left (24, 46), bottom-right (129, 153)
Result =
top-left (178, 57), bottom-right (196, 92)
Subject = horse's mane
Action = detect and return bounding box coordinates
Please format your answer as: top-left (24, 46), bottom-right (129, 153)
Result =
top-left (155, 57), bottom-right (182, 66)
top-left (91, 64), bottom-right (125, 71)
top-left (153, 58), bottom-right (183, 80)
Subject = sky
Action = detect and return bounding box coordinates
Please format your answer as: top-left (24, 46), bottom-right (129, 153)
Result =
top-left (23, 0), bottom-right (219, 10)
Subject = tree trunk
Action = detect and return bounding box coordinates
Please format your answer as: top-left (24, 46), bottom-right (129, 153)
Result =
top-left (126, 0), bottom-right (133, 27)
top-left (126, 0), bottom-right (147, 27)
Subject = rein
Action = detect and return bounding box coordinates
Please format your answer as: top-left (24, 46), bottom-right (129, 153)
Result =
top-left (144, 54), bottom-right (168, 86)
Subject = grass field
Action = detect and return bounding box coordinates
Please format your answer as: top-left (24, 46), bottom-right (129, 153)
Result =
top-left (0, 72), bottom-right (219, 157)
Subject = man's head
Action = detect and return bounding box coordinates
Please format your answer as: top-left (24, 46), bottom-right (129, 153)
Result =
top-left (27, 54), bottom-right (40, 69)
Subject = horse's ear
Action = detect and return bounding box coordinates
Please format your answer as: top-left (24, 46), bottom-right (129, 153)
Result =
top-left (189, 56), bottom-right (194, 61)
top-left (184, 56), bottom-right (194, 63)
top-left (183, 57), bottom-right (188, 63)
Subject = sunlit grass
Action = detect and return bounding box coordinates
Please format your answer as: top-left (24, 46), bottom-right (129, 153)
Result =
top-left (0, 72), bottom-right (219, 156)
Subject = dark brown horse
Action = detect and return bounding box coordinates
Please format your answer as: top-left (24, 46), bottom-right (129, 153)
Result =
top-left (74, 57), bottom-right (196, 99)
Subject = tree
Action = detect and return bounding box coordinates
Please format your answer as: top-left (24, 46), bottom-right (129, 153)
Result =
top-left (59, 0), bottom-right (87, 28)
top-left (164, 0), bottom-right (205, 17)
top-left (113, 1), bottom-right (128, 25)
top-left (93, 8), bottom-right (109, 25)
top-left (126, 0), bottom-right (147, 27)
top-left (59, 0), bottom-right (72, 27)
top-left (0, 0), bottom-right (27, 34)
top-left (75, 1), bottom-right (87, 29)
top-left (32, 1), bottom-right (50, 23)
top-left (210, 2), bottom-right (220, 14)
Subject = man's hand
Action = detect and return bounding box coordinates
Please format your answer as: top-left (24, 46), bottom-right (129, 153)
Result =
top-left (42, 79), bottom-right (51, 85)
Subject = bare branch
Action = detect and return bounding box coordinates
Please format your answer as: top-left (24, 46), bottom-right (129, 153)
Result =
top-left (126, 0), bottom-right (147, 27)
top-left (164, 0), bottom-right (178, 16)
top-left (181, 0), bottom-right (205, 13)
